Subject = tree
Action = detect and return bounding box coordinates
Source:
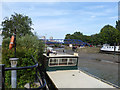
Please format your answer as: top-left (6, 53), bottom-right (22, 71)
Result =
top-left (100, 25), bottom-right (120, 45)
top-left (1, 13), bottom-right (34, 38)
top-left (115, 20), bottom-right (120, 44)
top-left (116, 20), bottom-right (120, 31)
top-left (65, 34), bottom-right (71, 39)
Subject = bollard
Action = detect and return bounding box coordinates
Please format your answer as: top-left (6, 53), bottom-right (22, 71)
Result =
top-left (9, 58), bottom-right (19, 88)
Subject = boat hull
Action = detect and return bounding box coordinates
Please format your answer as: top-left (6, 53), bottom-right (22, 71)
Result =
top-left (100, 50), bottom-right (120, 54)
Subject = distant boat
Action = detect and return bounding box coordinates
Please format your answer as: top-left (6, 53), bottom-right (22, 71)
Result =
top-left (47, 47), bottom-right (57, 54)
top-left (100, 44), bottom-right (120, 53)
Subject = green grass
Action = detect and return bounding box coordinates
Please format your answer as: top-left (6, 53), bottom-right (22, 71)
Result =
top-left (65, 46), bottom-right (100, 54)
top-left (77, 46), bottom-right (100, 53)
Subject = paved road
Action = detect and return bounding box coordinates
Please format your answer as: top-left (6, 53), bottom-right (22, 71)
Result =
top-left (54, 48), bottom-right (119, 86)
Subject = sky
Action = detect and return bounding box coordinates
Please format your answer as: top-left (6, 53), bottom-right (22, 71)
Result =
top-left (1, 2), bottom-right (118, 40)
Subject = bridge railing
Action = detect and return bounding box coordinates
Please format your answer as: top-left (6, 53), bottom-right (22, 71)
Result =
top-left (40, 39), bottom-right (90, 46)
top-left (0, 55), bottom-right (46, 89)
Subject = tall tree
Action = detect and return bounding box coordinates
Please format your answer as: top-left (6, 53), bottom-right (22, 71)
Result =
top-left (65, 34), bottom-right (71, 39)
top-left (100, 25), bottom-right (119, 45)
top-left (1, 13), bottom-right (34, 38)
top-left (116, 20), bottom-right (120, 31)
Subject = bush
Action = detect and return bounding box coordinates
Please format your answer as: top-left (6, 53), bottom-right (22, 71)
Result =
top-left (2, 34), bottom-right (44, 88)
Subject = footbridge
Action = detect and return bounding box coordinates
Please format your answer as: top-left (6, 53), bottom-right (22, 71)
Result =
top-left (40, 39), bottom-right (90, 46)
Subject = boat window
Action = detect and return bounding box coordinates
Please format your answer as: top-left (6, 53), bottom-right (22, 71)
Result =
top-left (59, 59), bottom-right (67, 65)
top-left (68, 58), bottom-right (77, 65)
top-left (49, 58), bottom-right (58, 66)
top-left (48, 58), bottom-right (77, 67)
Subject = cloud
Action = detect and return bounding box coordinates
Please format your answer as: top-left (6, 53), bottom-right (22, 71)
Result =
top-left (1, 0), bottom-right (120, 2)
top-left (85, 5), bottom-right (105, 10)
top-left (109, 16), bottom-right (118, 19)
top-left (1, 2), bottom-right (118, 39)
top-left (91, 15), bottom-right (96, 18)
top-left (28, 9), bottom-right (69, 17)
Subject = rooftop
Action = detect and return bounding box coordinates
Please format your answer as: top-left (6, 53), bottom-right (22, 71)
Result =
top-left (43, 53), bottom-right (79, 58)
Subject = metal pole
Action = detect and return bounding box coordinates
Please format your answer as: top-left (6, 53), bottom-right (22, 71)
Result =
top-left (14, 28), bottom-right (16, 58)
top-left (11, 70), bottom-right (17, 88)
top-left (114, 43), bottom-right (116, 55)
top-left (0, 64), bottom-right (5, 90)
top-left (10, 58), bottom-right (18, 88)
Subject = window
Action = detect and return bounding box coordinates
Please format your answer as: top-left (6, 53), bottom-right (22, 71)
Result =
top-left (49, 58), bottom-right (58, 66)
top-left (48, 58), bottom-right (77, 67)
top-left (68, 58), bottom-right (77, 65)
top-left (59, 59), bottom-right (67, 65)
top-left (118, 46), bottom-right (120, 50)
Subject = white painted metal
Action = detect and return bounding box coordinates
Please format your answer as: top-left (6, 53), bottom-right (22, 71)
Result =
top-left (101, 44), bottom-right (120, 52)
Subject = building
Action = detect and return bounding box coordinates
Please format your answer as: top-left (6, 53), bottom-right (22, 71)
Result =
top-left (49, 36), bottom-right (53, 40)
top-left (41, 36), bottom-right (46, 39)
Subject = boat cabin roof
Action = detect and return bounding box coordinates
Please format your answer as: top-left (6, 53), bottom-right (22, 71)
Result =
top-left (43, 53), bottom-right (79, 58)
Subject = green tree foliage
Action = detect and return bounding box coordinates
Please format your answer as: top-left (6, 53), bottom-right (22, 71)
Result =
top-left (65, 34), bottom-right (71, 39)
top-left (99, 25), bottom-right (120, 45)
top-left (115, 20), bottom-right (120, 43)
top-left (116, 20), bottom-right (120, 31)
top-left (65, 32), bottom-right (84, 40)
top-left (1, 13), bottom-right (45, 88)
top-left (1, 13), bottom-right (34, 38)
top-left (65, 32), bottom-right (91, 44)
top-left (2, 35), bottom-right (44, 88)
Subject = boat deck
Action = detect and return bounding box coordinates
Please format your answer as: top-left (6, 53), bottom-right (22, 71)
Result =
top-left (47, 70), bottom-right (115, 88)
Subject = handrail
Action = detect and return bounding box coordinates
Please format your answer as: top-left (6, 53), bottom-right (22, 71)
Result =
top-left (31, 55), bottom-right (37, 64)
top-left (5, 63), bottom-right (38, 71)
